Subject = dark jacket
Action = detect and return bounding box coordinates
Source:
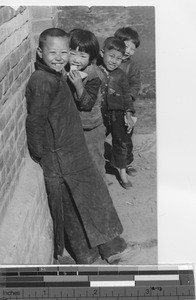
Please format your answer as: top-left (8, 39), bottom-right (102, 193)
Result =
top-left (25, 59), bottom-right (123, 250)
top-left (100, 66), bottom-right (135, 114)
top-left (119, 57), bottom-right (141, 100)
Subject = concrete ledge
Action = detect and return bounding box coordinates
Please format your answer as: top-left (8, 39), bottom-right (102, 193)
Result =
top-left (0, 154), bottom-right (54, 264)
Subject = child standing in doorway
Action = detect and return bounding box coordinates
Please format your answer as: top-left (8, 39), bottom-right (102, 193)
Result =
top-left (114, 27), bottom-right (141, 176)
top-left (67, 29), bottom-right (106, 179)
top-left (99, 36), bottom-right (136, 189)
top-left (26, 28), bottom-right (127, 264)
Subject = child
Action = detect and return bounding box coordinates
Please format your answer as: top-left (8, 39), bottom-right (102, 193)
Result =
top-left (67, 29), bottom-right (106, 179)
top-left (99, 36), bottom-right (136, 189)
top-left (25, 28), bottom-right (126, 264)
top-left (114, 27), bottom-right (141, 176)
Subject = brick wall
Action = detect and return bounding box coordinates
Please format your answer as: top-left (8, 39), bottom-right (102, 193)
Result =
top-left (0, 6), bottom-right (58, 264)
top-left (0, 6), bottom-right (31, 226)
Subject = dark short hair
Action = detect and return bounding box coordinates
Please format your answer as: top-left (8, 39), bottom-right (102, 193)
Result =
top-left (103, 37), bottom-right (126, 55)
top-left (114, 27), bottom-right (140, 48)
top-left (39, 28), bottom-right (69, 49)
top-left (69, 29), bottom-right (100, 61)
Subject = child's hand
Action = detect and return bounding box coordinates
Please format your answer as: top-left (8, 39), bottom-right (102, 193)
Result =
top-left (125, 112), bottom-right (134, 134)
top-left (68, 70), bottom-right (83, 88)
top-left (68, 70), bottom-right (84, 98)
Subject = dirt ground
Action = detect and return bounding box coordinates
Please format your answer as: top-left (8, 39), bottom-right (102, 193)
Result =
top-left (56, 6), bottom-right (157, 265)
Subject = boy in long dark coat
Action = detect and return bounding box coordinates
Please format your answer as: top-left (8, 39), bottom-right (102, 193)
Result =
top-left (25, 28), bottom-right (126, 264)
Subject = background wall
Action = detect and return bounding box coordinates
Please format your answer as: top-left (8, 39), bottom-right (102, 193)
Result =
top-left (58, 6), bottom-right (155, 99)
top-left (0, 6), bottom-right (58, 264)
top-left (58, 6), bottom-right (156, 135)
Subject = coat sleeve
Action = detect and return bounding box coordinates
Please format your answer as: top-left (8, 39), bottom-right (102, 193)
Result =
top-left (121, 72), bottom-right (135, 114)
top-left (75, 76), bottom-right (101, 111)
top-left (126, 60), bottom-right (141, 100)
top-left (25, 74), bottom-right (55, 162)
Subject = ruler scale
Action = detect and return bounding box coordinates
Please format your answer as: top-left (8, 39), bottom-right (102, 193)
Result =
top-left (0, 264), bottom-right (195, 299)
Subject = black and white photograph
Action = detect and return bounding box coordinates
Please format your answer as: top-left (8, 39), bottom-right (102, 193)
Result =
top-left (1, 0), bottom-right (196, 277)
top-left (0, 5), bottom-right (157, 266)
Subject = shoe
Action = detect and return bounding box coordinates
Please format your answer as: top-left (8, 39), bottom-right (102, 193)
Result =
top-left (126, 165), bottom-right (137, 176)
top-left (75, 247), bottom-right (100, 264)
top-left (118, 168), bottom-right (132, 189)
top-left (98, 236), bottom-right (127, 263)
top-left (120, 180), bottom-right (132, 189)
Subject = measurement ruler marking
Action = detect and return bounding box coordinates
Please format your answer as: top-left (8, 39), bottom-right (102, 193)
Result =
top-left (0, 265), bottom-right (194, 299)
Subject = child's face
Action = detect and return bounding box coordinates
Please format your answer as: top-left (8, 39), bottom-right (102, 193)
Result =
top-left (69, 47), bottom-right (90, 71)
top-left (101, 49), bottom-right (123, 72)
top-left (37, 36), bottom-right (69, 72)
top-left (124, 40), bottom-right (136, 59)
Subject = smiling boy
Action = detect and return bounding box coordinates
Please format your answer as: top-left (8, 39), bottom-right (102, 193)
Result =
top-left (25, 28), bottom-right (126, 264)
top-left (114, 27), bottom-right (141, 176)
top-left (99, 37), bottom-right (135, 188)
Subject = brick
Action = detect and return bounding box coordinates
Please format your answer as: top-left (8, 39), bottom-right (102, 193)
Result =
top-left (3, 76), bottom-right (9, 95)
top-left (0, 168), bottom-right (6, 189)
top-left (1, 90), bottom-right (11, 106)
top-left (4, 103), bottom-right (12, 124)
top-left (21, 65), bottom-right (31, 83)
top-left (8, 70), bottom-right (14, 87)
top-left (7, 14), bottom-right (29, 41)
top-left (22, 52), bottom-right (30, 69)
top-left (0, 113), bottom-right (6, 131)
top-left (6, 157), bottom-right (13, 175)
top-left (11, 76), bottom-right (22, 95)
top-left (0, 26), bottom-right (7, 44)
top-left (0, 131), bottom-right (4, 150)
top-left (14, 125), bottom-right (18, 141)
top-left (21, 143), bottom-right (27, 158)
top-left (3, 8), bottom-right (29, 41)
top-left (3, 146), bottom-right (9, 164)
top-left (8, 135), bottom-right (15, 150)
top-left (3, 118), bottom-right (15, 144)
top-left (0, 43), bottom-right (6, 65)
top-left (15, 103), bottom-right (24, 121)
top-left (13, 64), bottom-right (20, 80)
top-left (0, 8), bottom-right (3, 26)
top-left (17, 114), bottom-right (25, 133)
top-left (10, 48), bottom-right (21, 69)
top-left (11, 96), bottom-right (18, 114)
top-left (2, 6), bottom-right (16, 23)
top-left (18, 59), bottom-right (24, 76)
top-left (4, 22), bottom-right (30, 62)
top-left (17, 129), bottom-right (25, 151)
top-left (16, 154), bottom-right (22, 169)
top-left (0, 154), bottom-right (4, 171)
top-left (6, 147), bottom-right (17, 176)
top-left (0, 82), bottom-right (3, 101)
top-left (0, 59), bottom-right (10, 82)
top-left (20, 39), bottom-right (30, 58)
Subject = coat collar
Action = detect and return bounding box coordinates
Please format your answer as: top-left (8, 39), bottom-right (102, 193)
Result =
top-left (35, 56), bottom-right (64, 77)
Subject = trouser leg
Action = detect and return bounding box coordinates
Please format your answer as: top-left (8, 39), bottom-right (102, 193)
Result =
top-left (126, 128), bottom-right (134, 166)
top-left (110, 111), bottom-right (127, 169)
top-left (44, 176), bottom-right (65, 259)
